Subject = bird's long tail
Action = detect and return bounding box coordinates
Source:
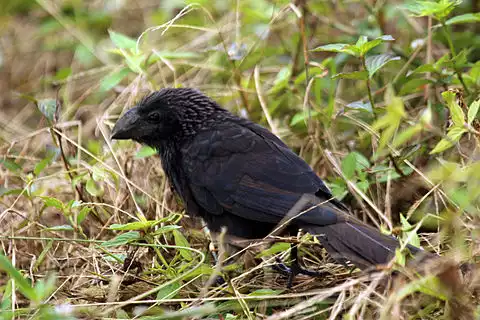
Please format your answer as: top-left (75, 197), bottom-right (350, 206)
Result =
top-left (305, 222), bottom-right (421, 269)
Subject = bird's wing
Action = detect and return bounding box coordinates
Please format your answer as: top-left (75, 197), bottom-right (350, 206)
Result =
top-left (181, 121), bottom-right (343, 226)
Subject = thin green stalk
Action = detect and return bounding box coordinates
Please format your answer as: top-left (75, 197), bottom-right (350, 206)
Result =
top-left (441, 21), bottom-right (469, 94)
top-left (362, 56), bottom-right (375, 110)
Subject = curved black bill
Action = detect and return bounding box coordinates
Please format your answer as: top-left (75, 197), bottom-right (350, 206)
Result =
top-left (111, 107), bottom-right (139, 140)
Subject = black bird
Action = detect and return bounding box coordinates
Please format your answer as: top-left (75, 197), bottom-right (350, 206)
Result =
top-left (111, 88), bottom-right (422, 281)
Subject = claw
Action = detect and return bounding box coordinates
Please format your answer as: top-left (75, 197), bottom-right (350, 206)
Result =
top-left (272, 246), bottom-right (327, 288)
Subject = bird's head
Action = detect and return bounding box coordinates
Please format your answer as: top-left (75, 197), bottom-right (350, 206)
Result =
top-left (111, 88), bottom-right (225, 146)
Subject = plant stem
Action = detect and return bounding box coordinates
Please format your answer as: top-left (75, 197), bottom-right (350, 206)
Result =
top-left (441, 21), bottom-right (470, 94)
top-left (362, 56), bottom-right (375, 110)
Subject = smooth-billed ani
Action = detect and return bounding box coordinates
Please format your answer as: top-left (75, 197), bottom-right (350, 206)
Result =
top-left (111, 88), bottom-right (424, 277)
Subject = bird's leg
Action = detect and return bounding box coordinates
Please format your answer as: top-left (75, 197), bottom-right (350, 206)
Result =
top-left (274, 245), bottom-right (326, 288)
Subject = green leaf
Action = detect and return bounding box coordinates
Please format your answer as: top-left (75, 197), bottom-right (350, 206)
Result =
top-left (403, 0), bottom-right (461, 20)
top-left (311, 43), bottom-right (360, 57)
top-left (411, 64), bottom-right (437, 74)
top-left (43, 225), bottom-right (74, 232)
top-left (135, 146), bottom-right (157, 158)
top-left (394, 274), bottom-right (448, 300)
top-left (172, 230), bottom-right (193, 261)
top-left (52, 67), bottom-right (72, 81)
top-left (110, 220), bottom-right (158, 231)
top-left (290, 110), bottom-right (320, 126)
top-left (341, 152), bottom-right (357, 180)
top-left (157, 281), bottom-right (181, 300)
top-left (99, 67), bottom-right (130, 92)
top-left (77, 206), bottom-right (91, 225)
top-left (36, 99), bottom-right (57, 123)
top-left (41, 196), bottom-right (64, 210)
top-left (442, 90), bottom-right (465, 127)
top-left (467, 100), bottom-right (480, 126)
top-left (400, 215), bottom-right (420, 247)
top-left (108, 30), bottom-right (137, 50)
top-left (355, 36), bottom-right (368, 48)
top-left (430, 127), bottom-right (467, 154)
top-left (124, 52), bottom-right (144, 74)
top-left (102, 231), bottom-right (141, 247)
top-left (399, 78), bottom-right (432, 95)
top-left (359, 35), bottom-right (395, 56)
top-left (256, 242), bottom-right (290, 258)
top-left (346, 101), bottom-right (373, 113)
top-left (446, 13), bottom-right (480, 25)
top-left (391, 124), bottom-right (423, 148)
top-left (152, 225), bottom-right (182, 235)
top-left (248, 289), bottom-right (283, 296)
top-left (33, 156), bottom-right (52, 176)
top-left (149, 50), bottom-right (200, 60)
top-left (86, 178), bottom-right (104, 197)
top-left (91, 165), bottom-right (106, 181)
top-left (0, 254), bottom-right (37, 302)
top-left (0, 159), bottom-right (21, 172)
top-left (365, 54), bottom-right (400, 78)
top-left (332, 71), bottom-right (368, 80)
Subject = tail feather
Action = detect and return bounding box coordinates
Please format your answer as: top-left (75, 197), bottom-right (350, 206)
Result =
top-left (305, 222), bottom-right (420, 269)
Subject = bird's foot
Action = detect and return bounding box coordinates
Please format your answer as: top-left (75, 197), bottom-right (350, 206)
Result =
top-left (273, 258), bottom-right (326, 288)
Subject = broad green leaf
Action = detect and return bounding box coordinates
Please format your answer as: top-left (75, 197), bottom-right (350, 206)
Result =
top-left (102, 231), bottom-right (141, 247)
top-left (99, 67), bottom-right (130, 92)
top-left (446, 13), bottom-right (480, 25)
top-left (36, 99), bottom-right (57, 122)
top-left (256, 242), bottom-right (290, 258)
top-left (43, 225), bottom-right (74, 232)
top-left (411, 64), bottom-right (437, 74)
top-left (0, 187), bottom-right (24, 196)
top-left (41, 196), bottom-right (64, 210)
top-left (355, 36), bottom-right (368, 49)
top-left (172, 230), bottom-right (193, 261)
top-left (392, 124), bottom-right (423, 149)
top-left (430, 127), bottom-right (467, 154)
top-left (399, 78), bottom-right (432, 95)
top-left (153, 225), bottom-right (182, 235)
top-left (110, 221), bottom-right (157, 231)
top-left (395, 247), bottom-right (406, 266)
top-left (290, 110), bottom-right (320, 126)
top-left (52, 67), bottom-right (71, 81)
top-left (365, 54), bottom-right (400, 78)
top-left (394, 274), bottom-right (448, 300)
top-left (373, 86), bottom-right (406, 151)
top-left (135, 146), bottom-right (157, 158)
top-left (467, 100), bottom-right (480, 126)
top-left (108, 30), bottom-right (137, 50)
top-left (124, 52), bottom-right (144, 74)
top-left (332, 71), bottom-right (368, 80)
top-left (341, 152), bottom-right (357, 180)
top-left (269, 67), bottom-right (291, 94)
top-left (145, 50), bottom-right (202, 66)
top-left (92, 165), bottom-right (106, 181)
top-left (77, 206), bottom-right (91, 225)
top-left (442, 90), bottom-right (465, 127)
top-left (400, 215), bottom-right (420, 247)
top-left (0, 254), bottom-right (37, 302)
top-left (157, 281), bottom-right (181, 300)
top-left (294, 66), bottom-right (327, 86)
top-left (311, 43), bottom-right (360, 57)
top-left (86, 178), bottom-right (104, 197)
top-left (248, 289), bottom-right (283, 296)
top-left (359, 35), bottom-right (395, 56)
top-left (33, 157), bottom-right (52, 176)
top-left (403, 0), bottom-right (461, 20)
top-left (0, 159), bottom-right (21, 172)
top-left (346, 101), bottom-right (372, 113)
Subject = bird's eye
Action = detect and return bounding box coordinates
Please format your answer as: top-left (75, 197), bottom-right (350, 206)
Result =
top-left (148, 112), bottom-right (161, 122)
